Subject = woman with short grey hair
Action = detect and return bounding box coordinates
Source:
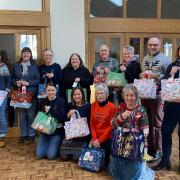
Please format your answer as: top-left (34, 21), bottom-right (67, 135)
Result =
top-left (90, 84), bottom-right (116, 166)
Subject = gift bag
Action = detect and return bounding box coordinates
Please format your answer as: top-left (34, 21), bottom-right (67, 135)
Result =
top-left (64, 110), bottom-right (90, 140)
top-left (31, 111), bottom-right (58, 135)
top-left (10, 88), bottom-right (33, 108)
top-left (161, 77), bottom-right (180, 102)
top-left (78, 147), bottom-right (105, 172)
top-left (133, 79), bottom-right (156, 99)
top-left (0, 90), bottom-right (8, 106)
top-left (106, 71), bottom-right (127, 87)
top-left (111, 114), bottom-right (144, 161)
top-left (66, 88), bottom-right (87, 103)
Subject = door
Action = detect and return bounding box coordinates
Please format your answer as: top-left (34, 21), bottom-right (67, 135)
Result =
top-left (0, 28), bottom-right (41, 137)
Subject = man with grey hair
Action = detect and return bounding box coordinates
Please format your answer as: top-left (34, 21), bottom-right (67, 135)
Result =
top-left (141, 37), bottom-right (170, 163)
top-left (119, 45), bottom-right (141, 83)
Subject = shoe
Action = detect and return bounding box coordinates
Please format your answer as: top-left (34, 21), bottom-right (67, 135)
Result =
top-left (147, 151), bottom-right (162, 163)
top-left (18, 136), bottom-right (26, 144)
top-left (27, 136), bottom-right (35, 144)
top-left (0, 137), bottom-right (6, 148)
top-left (152, 160), bottom-right (171, 171)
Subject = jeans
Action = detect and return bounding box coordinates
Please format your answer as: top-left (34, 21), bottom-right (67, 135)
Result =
top-left (161, 102), bottom-right (180, 163)
top-left (36, 133), bottom-right (64, 160)
top-left (17, 99), bottom-right (37, 137)
top-left (0, 97), bottom-right (7, 137)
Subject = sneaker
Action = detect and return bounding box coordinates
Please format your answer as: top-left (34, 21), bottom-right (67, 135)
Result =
top-left (147, 151), bottom-right (162, 163)
top-left (152, 160), bottom-right (171, 171)
top-left (0, 137), bottom-right (6, 148)
top-left (27, 136), bottom-right (35, 144)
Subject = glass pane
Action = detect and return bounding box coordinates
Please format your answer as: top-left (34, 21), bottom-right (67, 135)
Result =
top-left (95, 37), bottom-right (105, 62)
top-left (127, 0), bottom-right (157, 18)
top-left (176, 38), bottom-right (180, 47)
top-left (161, 0), bottom-right (180, 19)
top-left (20, 35), bottom-right (37, 60)
top-left (90, 0), bottom-right (123, 17)
top-left (130, 38), bottom-right (140, 59)
top-left (110, 38), bottom-right (120, 61)
top-left (163, 38), bottom-right (173, 60)
top-left (144, 38), bottom-right (149, 56)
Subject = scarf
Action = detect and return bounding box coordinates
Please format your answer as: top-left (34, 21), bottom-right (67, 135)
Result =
top-left (0, 63), bottom-right (10, 77)
top-left (21, 61), bottom-right (31, 77)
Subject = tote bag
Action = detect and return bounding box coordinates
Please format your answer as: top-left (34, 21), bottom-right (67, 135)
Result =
top-left (64, 110), bottom-right (90, 140)
top-left (31, 111), bottom-right (58, 135)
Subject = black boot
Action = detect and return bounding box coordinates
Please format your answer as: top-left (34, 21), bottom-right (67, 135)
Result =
top-left (152, 160), bottom-right (171, 171)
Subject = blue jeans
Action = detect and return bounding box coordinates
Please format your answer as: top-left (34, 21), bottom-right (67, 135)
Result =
top-left (0, 97), bottom-right (7, 137)
top-left (36, 133), bottom-right (64, 160)
top-left (17, 99), bottom-right (37, 137)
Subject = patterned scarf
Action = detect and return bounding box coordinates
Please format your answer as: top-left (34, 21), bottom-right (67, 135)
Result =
top-left (0, 63), bottom-right (10, 77)
top-left (21, 61), bottom-right (31, 77)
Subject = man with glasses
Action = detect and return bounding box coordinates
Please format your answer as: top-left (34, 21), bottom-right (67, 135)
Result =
top-left (141, 37), bottom-right (170, 163)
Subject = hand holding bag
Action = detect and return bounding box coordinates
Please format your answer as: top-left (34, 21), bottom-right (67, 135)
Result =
top-left (161, 76), bottom-right (180, 102)
top-left (133, 79), bottom-right (156, 99)
top-left (111, 113), bottom-right (144, 161)
top-left (78, 147), bottom-right (105, 172)
top-left (64, 110), bottom-right (90, 140)
top-left (31, 111), bottom-right (58, 135)
top-left (106, 71), bottom-right (127, 87)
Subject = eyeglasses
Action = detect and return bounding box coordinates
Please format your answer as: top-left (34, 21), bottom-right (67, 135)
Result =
top-left (148, 44), bottom-right (159, 47)
top-left (100, 49), bottom-right (108, 52)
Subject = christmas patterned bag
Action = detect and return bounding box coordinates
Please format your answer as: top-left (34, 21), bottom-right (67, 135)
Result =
top-left (133, 79), bottom-right (156, 99)
top-left (64, 110), bottom-right (90, 140)
top-left (161, 77), bottom-right (180, 102)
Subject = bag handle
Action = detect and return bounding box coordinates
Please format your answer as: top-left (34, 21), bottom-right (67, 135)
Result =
top-left (74, 110), bottom-right (81, 119)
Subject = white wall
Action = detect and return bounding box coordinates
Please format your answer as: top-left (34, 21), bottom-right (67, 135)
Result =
top-left (0, 0), bottom-right (42, 11)
top-left (50, 0), bottom-right (85, 67)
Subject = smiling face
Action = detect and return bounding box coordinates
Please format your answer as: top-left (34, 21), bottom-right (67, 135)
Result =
top-left (43, 50), bottom-right (53, 65)
top-left (21, 51), bottom-right (32, 63)
top-left (46, 85), bottom-right (57, 100)
top-left (124, 90), bottom-right (137, 107)
top-left (71, 54), bottom-right (81, 69)
top-left (147, 37), bottom-right (161, 56)
top-left (123, 49), bottom-right (134, 64)
top-left (73, 89), bottom-right (82, 105)
top-left (99, 45), bottom-right (110, 61)
top-left (96, 89), bottom-right (107, 103)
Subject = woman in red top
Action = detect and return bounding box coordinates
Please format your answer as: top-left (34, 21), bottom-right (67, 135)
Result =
top-left (90, 84), bottom-right (116, 165)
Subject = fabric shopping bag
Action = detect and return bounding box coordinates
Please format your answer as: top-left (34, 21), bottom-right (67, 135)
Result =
top-left (0, 90), bottom-right (8, 106)
top-left (64, 110), bottom-right (90, 140)
top-left (10, 88), bottom-right (33, 108)
top-left (133, 79), bottom-right (156, 99)
top-left (106, 71), bottom-right (127, 87)
top-left (31, 111), bottom-right (58, 135)
top-left (138, 161), bottom-right (154, 180)
top-left (66, 88), bottom-right (87, 103)
top-left (78, 147), bottom-right (105, 172)
top-left (161, 77), bottom-right (180, 102)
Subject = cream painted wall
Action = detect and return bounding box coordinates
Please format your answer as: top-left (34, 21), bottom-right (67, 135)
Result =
top-left (0, 0), bottom-right (42, 11)
top-left (50, 0), bottom-right (85, 68)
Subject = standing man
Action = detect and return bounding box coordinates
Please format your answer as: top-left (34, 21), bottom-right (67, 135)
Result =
top-left (141, 37), bottom-right (170, 162)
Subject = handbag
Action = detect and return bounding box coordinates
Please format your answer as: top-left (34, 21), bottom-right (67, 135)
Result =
top-left (106, 71), bottom-right (127, 87)
top-left (0, 90), bottom-right (8, 106)
top-left (78, 147), bottom-right (105, 172)
top-left (31, 111), bottom-right (58, 135)
top-left (133, 79), bottom-right (156, 99)
top-left (111, 114), bottom-right (144, 161)
top-left (161, 77), bottom-right (180, 102)
top-left (64, 110), bottom-right (90, 140)
top-left (10, 87), bottom-right (33, 108)
top-left (93, 66), bottom-right (107, 84)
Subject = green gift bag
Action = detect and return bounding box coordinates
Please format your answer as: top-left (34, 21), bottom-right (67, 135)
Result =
top-left (66, 88), bottom-right (87, 103)
top-left (106, 71), bottom-right (127, 87)
top-left (31, 112), bottom-right (58, 135)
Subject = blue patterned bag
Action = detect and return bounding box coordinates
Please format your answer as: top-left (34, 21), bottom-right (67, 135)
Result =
top-left (111, 114), bottom-right (144, 161)
top-left (78, 147), bottom-right (105, 172)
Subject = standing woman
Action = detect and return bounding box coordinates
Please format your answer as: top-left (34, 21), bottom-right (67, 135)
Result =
top-left (0, 50), bottom-right (11, 148)
top-left (62, 53), bottom-right (93, 102)
top-left (153, 46), bottom-right (180, 173)
top-left (90, 84), bottom-right (117, 165)
top-left (60, 86), bottom-right (91, 162)
top-left (36, 83), bottom-right (66, 160)
top-left (39, 48), bottom-right (63, 95)
top-left (11, 47), bottom-right (40, 143)
top-left (109, 84), bottom-right (149, 180)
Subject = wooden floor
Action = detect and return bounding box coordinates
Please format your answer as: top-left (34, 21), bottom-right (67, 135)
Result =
top-left (0, 129), bottom-right (179, 180)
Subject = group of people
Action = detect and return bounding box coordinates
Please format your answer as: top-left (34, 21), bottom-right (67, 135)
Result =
top-left (0, 36), bottom-right (179, 179)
